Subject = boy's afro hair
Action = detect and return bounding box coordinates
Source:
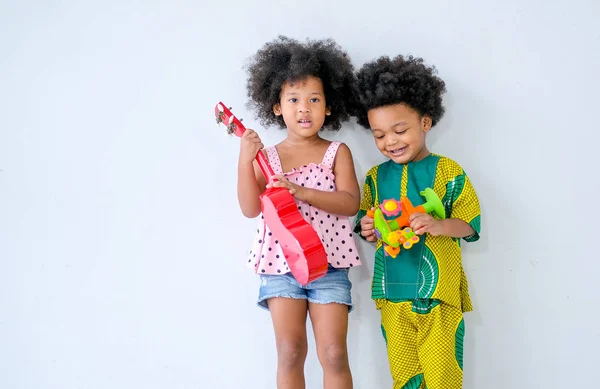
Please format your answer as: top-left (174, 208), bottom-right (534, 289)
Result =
top-left (352, 55), bottom-right (447, 129)
top-left (245, 35), bottom-right (355, 131)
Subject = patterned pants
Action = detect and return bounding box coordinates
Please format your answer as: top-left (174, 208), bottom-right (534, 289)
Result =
top-left (379, 299), bottom-right (465, 389)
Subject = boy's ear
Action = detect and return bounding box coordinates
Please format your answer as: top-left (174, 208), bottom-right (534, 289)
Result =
top-left (273, 104), bottom-right (282, 116)
top-left (422, 116), bottom-right (433, 132)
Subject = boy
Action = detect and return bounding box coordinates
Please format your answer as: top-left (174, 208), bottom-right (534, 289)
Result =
top-left (352, 55), bottom-right (481, 389)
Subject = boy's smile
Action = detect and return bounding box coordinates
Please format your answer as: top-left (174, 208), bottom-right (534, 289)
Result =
top-left (368, 103), bottom-right (432, 164)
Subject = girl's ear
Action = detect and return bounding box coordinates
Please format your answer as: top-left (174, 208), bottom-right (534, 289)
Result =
top-left (422, 115), bottom-right (432, 132)
top-left (325, 107), bottom-right (331, 116)
top-left (273, 104), bottom-right (282, 116)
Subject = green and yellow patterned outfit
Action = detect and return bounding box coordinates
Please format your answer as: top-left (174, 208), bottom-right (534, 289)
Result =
top-left (354, 154), bottom-right (481, 389)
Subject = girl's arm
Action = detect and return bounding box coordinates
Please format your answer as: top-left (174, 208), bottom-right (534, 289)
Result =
top-left (237, 129), bottom-right (266, 218)
top-left (237, 158), bottom-right (266, 218)
top-left (269, 143), bottom-right (361, 216)
top-left (304, 143), bottom-right (360, 216)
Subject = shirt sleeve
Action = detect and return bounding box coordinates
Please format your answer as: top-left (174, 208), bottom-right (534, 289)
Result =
top-left (442, 167), bottom-right (481, 242)
top-left (353, 171), bottom-right (376, 239)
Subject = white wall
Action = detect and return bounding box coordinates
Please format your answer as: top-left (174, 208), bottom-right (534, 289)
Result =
top-left (1, 1), bottom-right (598, 388)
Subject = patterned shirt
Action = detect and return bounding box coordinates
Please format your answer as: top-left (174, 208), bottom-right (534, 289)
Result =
top-left (248, 141), bottom-right (362, 274)
top-left (353, 154), bottom-right (481, 312)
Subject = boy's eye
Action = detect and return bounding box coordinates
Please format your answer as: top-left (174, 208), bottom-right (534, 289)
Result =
top-left (310, 98), bottom-right (320, 103)
top-left (375, 135), bottom-right (384, 139)
top-left (289, 98), bottom-right (298, 103)
top-left (396, 129), bottom-right (407, 135)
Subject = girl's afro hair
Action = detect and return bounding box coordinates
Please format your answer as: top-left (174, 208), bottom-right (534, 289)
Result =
top-left (245, 35), bottom-right (355, 131)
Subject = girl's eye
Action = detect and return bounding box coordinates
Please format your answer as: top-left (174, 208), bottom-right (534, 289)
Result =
top-left (396, 129), bottom-right (407, 135)
top-left (310, 98), bottom-right (320, 103)
top-left (289, 98), bottom-right (298, 103)
top-left (375, 135), bottom-right (384, 139)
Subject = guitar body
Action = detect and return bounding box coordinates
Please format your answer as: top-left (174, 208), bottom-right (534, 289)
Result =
top-left (215, 102), bottom-right (328, 285)
top-left (260, 187), bottom-right (329, 285)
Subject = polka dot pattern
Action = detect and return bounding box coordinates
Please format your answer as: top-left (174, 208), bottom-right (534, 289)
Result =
top-left (247, 141), bottom-right (362, 275)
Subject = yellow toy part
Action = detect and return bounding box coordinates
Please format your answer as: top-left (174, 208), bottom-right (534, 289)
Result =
top-left (383, 227), bottom-right (419, 258)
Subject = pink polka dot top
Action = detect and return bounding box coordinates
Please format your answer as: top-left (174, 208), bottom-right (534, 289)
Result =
top-left (247, 141), bottom-right (362, 275)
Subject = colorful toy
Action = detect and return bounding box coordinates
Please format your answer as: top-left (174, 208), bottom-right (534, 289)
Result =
top-left (215, 102), bottom-right (328, 285)
top-left (367, 188), bottom-right (446, 258)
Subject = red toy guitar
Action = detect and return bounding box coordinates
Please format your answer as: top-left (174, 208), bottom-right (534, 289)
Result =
top-left (215, 102), bottom-right (328, 285)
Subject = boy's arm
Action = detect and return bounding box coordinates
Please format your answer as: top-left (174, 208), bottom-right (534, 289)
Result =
top-left (410, 165), bottom-right (481, 240)
top-left (443, 169), bottom-right (481, 242)
top-left (353, 170), bottom-right (377, 240)
top-left (438, 218), bottom-right (476, 238)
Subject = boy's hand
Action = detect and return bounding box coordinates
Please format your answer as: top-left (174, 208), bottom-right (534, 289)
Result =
top-left (360, 208), bottom-right (377, 242)
top-left (239, 129), bottom-right (264, 165)
top-left (267, 174), bottom-right (310, 202)
top-left (409, 212), bottom-right (444, 236)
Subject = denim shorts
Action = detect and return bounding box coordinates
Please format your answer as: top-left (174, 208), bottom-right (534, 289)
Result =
top-left (257, 265), bottom-right (353, 312)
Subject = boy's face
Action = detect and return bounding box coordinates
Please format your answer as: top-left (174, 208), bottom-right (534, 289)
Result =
top-left (368, 103), bottom-right (432, 164)
top-left (273, 76), bottom-right (331, 137)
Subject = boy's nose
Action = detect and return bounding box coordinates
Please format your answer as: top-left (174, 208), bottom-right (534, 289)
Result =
top-left (385, 137), bottom-right (397, 145)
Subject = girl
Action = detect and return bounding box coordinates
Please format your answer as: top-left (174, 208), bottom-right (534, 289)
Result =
top-left (238, 36), bottom-right (361, 389)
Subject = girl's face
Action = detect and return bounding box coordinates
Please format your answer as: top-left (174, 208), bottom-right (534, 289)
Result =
top-left (273, 76), bottom-right (330, 138)
top-left (368, 103), bottom-right (432, 164)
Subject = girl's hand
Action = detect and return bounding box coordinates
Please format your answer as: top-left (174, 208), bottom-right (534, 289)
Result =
top-left (409, 213), bottom-right (444, 236)
top-left (239, 129), bottom-right (264, 165)
top-left (360, 208), bottom-right (377, 242)
top-left (267, 174), bottom-right (310, 202)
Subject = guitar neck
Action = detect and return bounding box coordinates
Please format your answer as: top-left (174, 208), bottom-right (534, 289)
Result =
top-left (215, 102), bottom-right (277, 184)
top-left (256, 149), bottom-right (276, 184)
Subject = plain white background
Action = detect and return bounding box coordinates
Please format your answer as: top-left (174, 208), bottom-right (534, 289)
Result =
top-left (1, 0), bottom-right (599, 388)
